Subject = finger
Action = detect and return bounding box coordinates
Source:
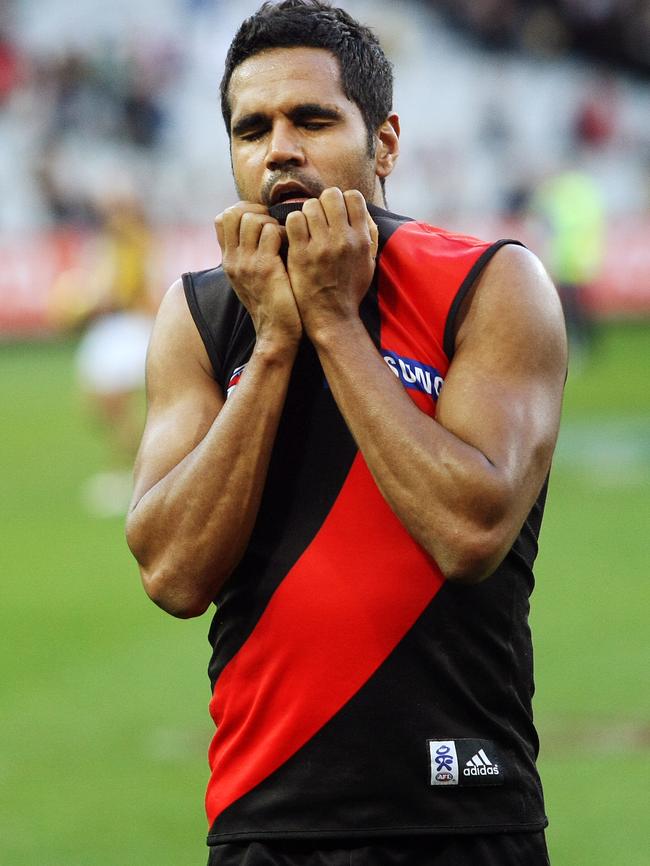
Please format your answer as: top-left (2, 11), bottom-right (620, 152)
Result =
top-left (343, 189), bottom-right (378, 258)
top-left (301, 196), bottom-right (329, 241)
top-left (319, 186), bottom-right (348, 228)
top-left (220, 202), bottom-right (268, 250)
top-left (214, 214), bottom-right (225, 254)
top-left (368, 216), bottom-right (379, 259)
top-left (257, 221), bottom-right (285, 256)
top-left (239, 212), bottom-right (276, 251)
top-left (285, 209), bottom-right (311, 248)
top-left (342, 189), bottom-right (368, 231)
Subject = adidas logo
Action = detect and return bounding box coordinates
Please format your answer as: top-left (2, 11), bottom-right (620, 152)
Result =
top-left (462, 748), bottom-right (500, 777)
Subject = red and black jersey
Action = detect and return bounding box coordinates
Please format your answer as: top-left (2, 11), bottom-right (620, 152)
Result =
top-left (183, 204), bottom-right (548, 844)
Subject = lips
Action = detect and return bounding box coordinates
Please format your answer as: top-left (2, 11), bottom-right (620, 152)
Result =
top-left (269, 181), bottom-right (314, 206)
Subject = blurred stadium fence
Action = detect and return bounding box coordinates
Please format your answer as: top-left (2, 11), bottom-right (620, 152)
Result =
top-left (1, 217), bottom-right (648, 336)
top-left (0, 225), bottom-right (218, 335)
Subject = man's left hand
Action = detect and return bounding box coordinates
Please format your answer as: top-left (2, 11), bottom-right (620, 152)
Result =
top-left (285, 188), bottom-right (378, 339)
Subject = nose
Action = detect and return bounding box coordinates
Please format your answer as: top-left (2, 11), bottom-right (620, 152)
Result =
top-left (265, 119), bottom-right (305, 171)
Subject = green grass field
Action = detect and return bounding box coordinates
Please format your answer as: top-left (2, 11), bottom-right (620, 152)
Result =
top-left (1, 322), bottom-right (648, 865)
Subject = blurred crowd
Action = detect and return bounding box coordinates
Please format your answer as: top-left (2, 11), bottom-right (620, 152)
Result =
top-left (436, 0), bottom-right (650, 77)
top-left (0, 0), bottom-right (183, 230)
top-left (0, 0), bottom-right (648, 233)
top-left (20, 42), bottom-right (174, 225)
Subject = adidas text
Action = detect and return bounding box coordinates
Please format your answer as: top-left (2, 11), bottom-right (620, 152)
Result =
top-left (463, 765), bottom-right (500, 777)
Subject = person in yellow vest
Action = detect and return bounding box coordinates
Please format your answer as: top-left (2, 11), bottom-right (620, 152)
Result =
top-left (532, 167), bottom-right (605, 362)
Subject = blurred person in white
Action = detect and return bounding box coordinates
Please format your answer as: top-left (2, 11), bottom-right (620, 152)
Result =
top-left (52, 186), bottom-right (156, 516)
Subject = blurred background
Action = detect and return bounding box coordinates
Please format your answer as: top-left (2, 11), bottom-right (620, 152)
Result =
top-left (1, 0), bottom-right (648, 863)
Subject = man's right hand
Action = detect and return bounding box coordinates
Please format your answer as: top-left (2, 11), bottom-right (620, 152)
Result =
top-left (215, 202), bottom-right (302, 346)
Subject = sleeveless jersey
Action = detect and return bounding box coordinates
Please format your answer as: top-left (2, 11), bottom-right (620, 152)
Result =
top-left (182, 204), bottom-right (548, 844)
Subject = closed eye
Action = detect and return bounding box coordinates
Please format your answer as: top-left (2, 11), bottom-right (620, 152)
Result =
top-left (301, 121), bottom-right (333, 131)
top-left (232, 105), bottom-right (342, 140)
top-left (290, 104), bottom-right (342, 129)
top-left (239, 128), bottom-right (268, 141)
top-left (236, 123), bottom-right (271, 142)
top-left (241, 120), bottom-right (333, 138)
top-left (232, 112), bottom-right (271, 141)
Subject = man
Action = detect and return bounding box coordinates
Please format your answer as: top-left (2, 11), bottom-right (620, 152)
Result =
top-left (126, 2), bottom-right (566, 864)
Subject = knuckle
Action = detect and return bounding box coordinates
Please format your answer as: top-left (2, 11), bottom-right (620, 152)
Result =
top-left (239, 211), bottom-right (257, 228)
top-left (336, 230), bottom-right (354, 252)
top-left (322, 186), bottom-right (341, 200)
top-left (302, 198), bottom-right (320, 214)
top-left (285, 211), bottom-right (302, 227)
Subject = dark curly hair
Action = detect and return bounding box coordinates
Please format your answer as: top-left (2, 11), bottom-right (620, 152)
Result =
top-left (220, 0), bottom-right (393, 153)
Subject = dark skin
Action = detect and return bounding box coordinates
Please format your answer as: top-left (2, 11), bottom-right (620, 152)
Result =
top-left (126, 47), bottom-right (567, 618)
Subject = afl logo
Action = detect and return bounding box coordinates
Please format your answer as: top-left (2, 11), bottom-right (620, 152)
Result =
top-left (436, 772), bottom-right (454, 782)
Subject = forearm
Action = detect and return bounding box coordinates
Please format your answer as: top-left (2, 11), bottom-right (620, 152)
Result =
top-left (126, 339), bottom-right (298, 616)
top-left (283, 191), bottom-right (505, 575)
top-left (287, 219), bottom-right (563, 583)
top-left (310, 319), bottom-right (516, 581)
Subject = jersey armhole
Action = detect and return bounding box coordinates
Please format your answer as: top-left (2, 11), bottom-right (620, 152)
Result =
top-left (443, 239), bottom-right (525, 360)
top-left (182, 271), bottom-right (225, 385)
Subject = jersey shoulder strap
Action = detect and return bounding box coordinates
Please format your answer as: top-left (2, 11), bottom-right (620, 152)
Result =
top-left (182, 266), bottom-right (250, 389)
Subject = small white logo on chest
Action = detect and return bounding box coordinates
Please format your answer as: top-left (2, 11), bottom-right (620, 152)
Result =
top-left (428, 740), bottom-right (459, 785)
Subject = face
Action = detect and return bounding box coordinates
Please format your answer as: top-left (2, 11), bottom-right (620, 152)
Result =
top-left (227, 47), bottom-right (389, 208)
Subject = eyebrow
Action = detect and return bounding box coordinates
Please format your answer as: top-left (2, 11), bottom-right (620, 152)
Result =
top-left (232, 103), bottom-right (343, 137)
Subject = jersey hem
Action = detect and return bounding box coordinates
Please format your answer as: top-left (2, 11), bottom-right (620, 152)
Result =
top-left (207, 818), bottom-right (548, 845)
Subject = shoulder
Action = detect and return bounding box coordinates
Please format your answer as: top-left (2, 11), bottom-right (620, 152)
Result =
top-left (455, 244), bottom-right (567, 374)
top-left (182, 266), bottom-right (232, 329)
top-left (183, 265), bottom-right (230, 296)
top-left (462, 243), bottom-right (565, 334)
top-left (148, 278), bottom-right (216, 384)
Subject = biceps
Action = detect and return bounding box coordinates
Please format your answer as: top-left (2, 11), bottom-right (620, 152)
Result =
top-left (133, 386), bottom-right (223, 503)
top-left (436, 361), bottom-right (562, 488)
top-left (131, 278), bottom-right (225, 501)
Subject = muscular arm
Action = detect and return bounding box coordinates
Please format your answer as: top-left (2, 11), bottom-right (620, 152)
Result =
top-left (126, 204), bottom-right (301, 617)
top-left (287, 191), bottom-right (567, 582)
top-left (125, 281), bottom-right (298, 617)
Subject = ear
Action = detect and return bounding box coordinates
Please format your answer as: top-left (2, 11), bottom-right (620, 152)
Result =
top-left (375, 113), bottom-right (400, 180)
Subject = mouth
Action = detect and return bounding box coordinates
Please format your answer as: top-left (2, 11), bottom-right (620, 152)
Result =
top-left (269, 182), bottom-right (314, 206)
